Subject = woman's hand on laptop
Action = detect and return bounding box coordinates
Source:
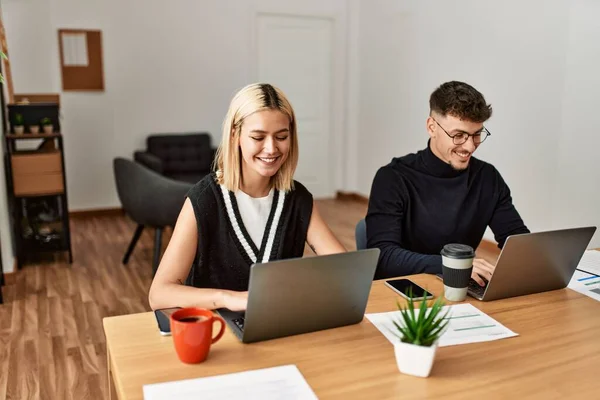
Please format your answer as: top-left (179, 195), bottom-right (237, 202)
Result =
top-left (471, 258), bottom-right (496, 286)
top-left (222, 290), bottom-right (249, 311)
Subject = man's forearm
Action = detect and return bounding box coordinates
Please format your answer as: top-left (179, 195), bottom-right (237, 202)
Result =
top-left (375, 243), bottom-right (442, 279)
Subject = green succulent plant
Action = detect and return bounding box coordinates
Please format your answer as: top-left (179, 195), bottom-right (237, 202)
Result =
top-left (40, 117), bottom-right (52, 126)
top-left (392, 288), bottom-right (449, 347)
top-left (14, 113), bottom-right (24, 126)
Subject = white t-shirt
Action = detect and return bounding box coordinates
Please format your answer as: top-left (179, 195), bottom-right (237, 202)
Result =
top-left (234, 188), bottom-right (274, 248)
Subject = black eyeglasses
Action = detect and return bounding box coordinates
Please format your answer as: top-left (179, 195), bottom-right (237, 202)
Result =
top-left (432, 118), bottom-right (491, 145)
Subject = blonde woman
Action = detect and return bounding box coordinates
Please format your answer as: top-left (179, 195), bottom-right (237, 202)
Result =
top-left (149, 83), bottom-right (346, 312)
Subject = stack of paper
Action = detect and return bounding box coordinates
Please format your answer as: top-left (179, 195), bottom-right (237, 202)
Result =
top-left (576, 250), bottom-right (600, 276)
top-left (366, 303), bottom-right (518, 347)
top-left (143, 365), bottom-right (317, 400)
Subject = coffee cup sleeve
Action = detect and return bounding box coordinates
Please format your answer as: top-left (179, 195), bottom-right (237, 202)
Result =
top-left (442, 265), bottom-right (473, 288)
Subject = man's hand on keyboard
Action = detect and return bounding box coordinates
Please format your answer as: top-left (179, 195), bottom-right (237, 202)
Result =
top-left (472, 258), bottom-right (495, 286)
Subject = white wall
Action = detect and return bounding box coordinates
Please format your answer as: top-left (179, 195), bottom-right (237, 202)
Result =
top-left (343, 0), bottom-right (361, 193)
top-left (2, 0), bottom-right (58, 93)
top-left (2, 0), bottom-right (350, 211)
top-left (553, 0), bottom-right (600, 248)
top-left (356, 0), bottom-right (600, 247)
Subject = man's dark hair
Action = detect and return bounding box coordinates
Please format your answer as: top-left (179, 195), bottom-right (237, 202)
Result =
top-left (429, 81), bottom-right (492, 123)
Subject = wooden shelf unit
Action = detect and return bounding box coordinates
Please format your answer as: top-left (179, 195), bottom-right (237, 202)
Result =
top-left (6, 133), bottom-right (62, 139)
top-left (3, 132), bottom-right (73, 267)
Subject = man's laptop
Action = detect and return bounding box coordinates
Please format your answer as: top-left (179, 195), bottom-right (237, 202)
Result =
top-left (217, 249), bottom-right (380, 343)
top-left (438, 227), bottom-right (596, 301)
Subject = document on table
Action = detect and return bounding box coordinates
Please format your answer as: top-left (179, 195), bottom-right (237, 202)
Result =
top-left (366, 303), bottom-right (518, 347)
top-left (568, 270), bottom-right (600, 302)
top-left (576, 250), bottom-right (600, 276)
top-left (143, 365), bottom-right (317, 400)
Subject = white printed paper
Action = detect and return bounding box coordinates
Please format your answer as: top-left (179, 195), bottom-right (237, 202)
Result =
top-left (576, 250), bottom-right (600, 276)
top-left (366, 303), bottom-right (518, 347)
top-left (568, 270), bottom-right (600, 302)
top-left (143, 365), bottom-right (317, 400)
top-left (61, 33), bottom-right (89, 66)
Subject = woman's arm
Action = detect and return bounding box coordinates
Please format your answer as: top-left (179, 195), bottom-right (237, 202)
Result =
top-left (148, 198), bottom-right (248, 311)
top-left (306, 200), bottom-right (347, 255)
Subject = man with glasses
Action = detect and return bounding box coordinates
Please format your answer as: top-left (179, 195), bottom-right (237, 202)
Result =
top-left (366, 81), bottom-right (529, 285)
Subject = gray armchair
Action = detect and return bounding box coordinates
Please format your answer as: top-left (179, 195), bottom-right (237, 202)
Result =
top-left (113, 158), bottom-right (193, 274)
top-left (134, 132), bottom-right (216, 184)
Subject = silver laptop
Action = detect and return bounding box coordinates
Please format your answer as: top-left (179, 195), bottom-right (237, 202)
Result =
top-left (439, 227), bottom-right (596, 301)
top-left (217, 249), bottom-right (380, 343)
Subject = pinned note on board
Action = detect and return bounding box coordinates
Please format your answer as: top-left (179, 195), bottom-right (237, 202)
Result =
top-left (61, 33), bottom-right (89, 66)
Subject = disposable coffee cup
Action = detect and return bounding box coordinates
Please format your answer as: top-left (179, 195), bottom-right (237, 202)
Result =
top-left (441, 244), bottom-right (475, 302)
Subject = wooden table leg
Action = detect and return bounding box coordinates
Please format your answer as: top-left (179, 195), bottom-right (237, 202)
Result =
top-left (107, 344), bottom-right (119, 400)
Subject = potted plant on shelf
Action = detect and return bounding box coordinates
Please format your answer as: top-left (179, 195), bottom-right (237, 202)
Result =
top-left (13, 113), bottom-right (25, 134)
top-left (391, 289), bottom-right (449, 378)
top-left (41, 117), bottom-right (53, 134)
top-left (29, 124), bottom-right (40, 134)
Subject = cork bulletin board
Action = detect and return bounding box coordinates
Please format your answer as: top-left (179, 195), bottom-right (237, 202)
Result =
top-left (58, 29), bottom-right (104, 91)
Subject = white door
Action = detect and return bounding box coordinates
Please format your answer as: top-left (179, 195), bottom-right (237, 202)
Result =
top-left (257, 14), bottom-right (334, 198)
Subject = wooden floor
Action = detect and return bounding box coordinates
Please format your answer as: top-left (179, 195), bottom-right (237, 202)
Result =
top-left (0, 197), bottom-right (499, 400)
top-left (0, 198), bottom-right (369, 400)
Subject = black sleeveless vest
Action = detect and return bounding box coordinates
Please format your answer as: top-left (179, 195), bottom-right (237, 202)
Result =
top-left (185, 173), bottom-right (313, 291)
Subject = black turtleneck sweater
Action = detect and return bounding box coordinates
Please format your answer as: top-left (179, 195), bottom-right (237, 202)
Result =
top-left (366, 143), bottom-right (529, 279)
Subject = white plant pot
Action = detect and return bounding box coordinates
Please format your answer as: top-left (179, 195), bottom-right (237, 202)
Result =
top-left (43, 124), bottom-right (54, 134)
top-left (29, 125), bottom-right (40, 134)
top-left (14, 125), bottom-right (25, 134)
top-left (394, 341), bottom-right (438, 378)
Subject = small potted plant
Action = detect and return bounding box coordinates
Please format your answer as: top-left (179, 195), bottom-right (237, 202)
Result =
top-left (391, 289), bottom-right (449, 378)
top-left (41, 117), bottom-right (53, 134)
top-left (13, 113), bottom-right (25, 134)
top-left (29, 124), bottom-right (40, 134)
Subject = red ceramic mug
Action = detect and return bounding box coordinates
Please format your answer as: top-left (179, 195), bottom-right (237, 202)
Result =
top-left (170, 308), bottom-right (225, 364)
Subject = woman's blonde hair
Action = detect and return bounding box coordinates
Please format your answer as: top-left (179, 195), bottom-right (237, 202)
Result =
top-left (214, 83), bottom-right (298, 192)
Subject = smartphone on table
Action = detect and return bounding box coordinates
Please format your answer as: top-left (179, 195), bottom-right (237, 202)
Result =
top-left (154, 307), bottom-right (181, 336)
top-left (384, 279), bottom-right (433, 300)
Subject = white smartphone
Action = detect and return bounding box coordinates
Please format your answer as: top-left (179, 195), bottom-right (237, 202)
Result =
top-left (384, 279), bottom-right (433, 300)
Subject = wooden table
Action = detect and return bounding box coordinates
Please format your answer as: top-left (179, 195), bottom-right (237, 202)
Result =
top-left (103, 274), bottom-right (600, 399)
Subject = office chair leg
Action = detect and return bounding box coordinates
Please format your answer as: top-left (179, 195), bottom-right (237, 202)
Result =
top-left (123, 224), bottom-right (144, 265)
top-left (153, 228), bottom-right (162, 276)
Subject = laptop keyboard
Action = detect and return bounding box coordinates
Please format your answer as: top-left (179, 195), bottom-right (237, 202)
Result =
top-left (232, 317), bottom-right (245, 331)
top-left (468, 279), bottom-right (488, 298)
